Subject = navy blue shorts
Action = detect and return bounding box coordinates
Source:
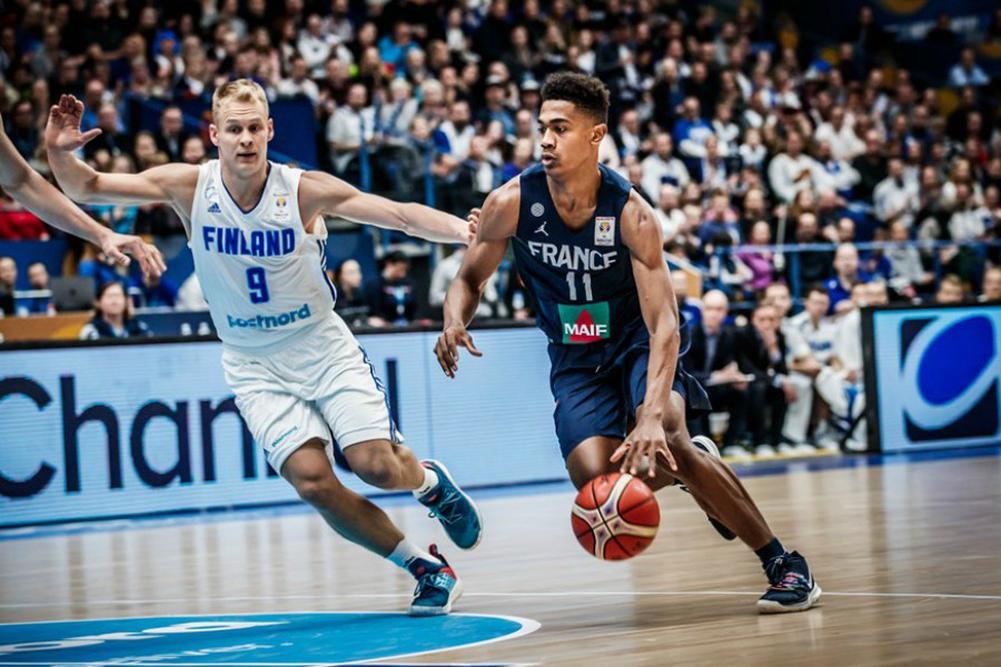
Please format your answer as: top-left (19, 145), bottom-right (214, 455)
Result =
top-left (550, 346), bottom-right (712, 460)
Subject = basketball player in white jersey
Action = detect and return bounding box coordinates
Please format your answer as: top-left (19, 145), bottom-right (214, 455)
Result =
top-left (0, 113), bottom-right (164, 279)
top-left (45, 80), bottom-right (481, 616)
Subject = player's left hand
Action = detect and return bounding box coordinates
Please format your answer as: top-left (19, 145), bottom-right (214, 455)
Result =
top-left (99, 231), bottom-right (167, 280)
top-left (611, 414), bottom-right (678, 478)
top-left (465, 207), bottom-right (480, 245)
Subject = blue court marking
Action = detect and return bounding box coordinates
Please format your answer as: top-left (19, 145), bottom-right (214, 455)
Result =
top-left (0, 612), bottom-right (539, 665)
top-left (2, 446), bottom-right (998, 542)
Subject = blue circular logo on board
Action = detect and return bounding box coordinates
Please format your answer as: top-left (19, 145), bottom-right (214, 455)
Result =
top-left (0, 612), bottom-right (539, 664)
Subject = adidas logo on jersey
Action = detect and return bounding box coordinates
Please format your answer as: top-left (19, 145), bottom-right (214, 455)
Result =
top-left (207, 202), bottom-right (222, 214)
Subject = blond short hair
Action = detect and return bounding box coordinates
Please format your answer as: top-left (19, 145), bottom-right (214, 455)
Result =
top-left (212, 79), bottom-right (269, 121)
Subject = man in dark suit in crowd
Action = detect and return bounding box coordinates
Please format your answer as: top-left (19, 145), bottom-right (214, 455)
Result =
top-left (738, 303), bottom-right (798, 457)
top-left (687, 289), bottom-right (750, 458)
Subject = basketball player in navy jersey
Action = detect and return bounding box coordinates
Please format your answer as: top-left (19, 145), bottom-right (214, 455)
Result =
top-left (436, 72), bottom-right (820, 613)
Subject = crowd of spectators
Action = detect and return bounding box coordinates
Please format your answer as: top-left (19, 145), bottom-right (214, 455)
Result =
top-left (0, 2), bottom-right (999, 351)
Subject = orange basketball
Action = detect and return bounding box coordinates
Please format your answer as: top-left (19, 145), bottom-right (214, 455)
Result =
top-left (571, 473), bottom-right (660, 560)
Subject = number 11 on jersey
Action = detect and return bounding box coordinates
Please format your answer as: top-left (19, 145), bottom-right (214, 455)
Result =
top-left (246, 267), bottom-right (270, 303)
top-left (566, 271), bottom-right (593, 301)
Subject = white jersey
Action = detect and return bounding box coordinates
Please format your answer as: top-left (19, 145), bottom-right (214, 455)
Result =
top-left (189, 160), bottom-right (336, 349)
top-left (789, 310), bottom-right (837, 365)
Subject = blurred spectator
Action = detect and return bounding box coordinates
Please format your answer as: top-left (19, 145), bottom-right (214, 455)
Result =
top-left (0, 256), bottom-right (16, 316)
top-left (299, 14), bottom-right (347, 78)
top-left (794, 212), bottom-right (834, 287)
top-left (500, 138), bottom-right (536, 181)
top-left (886, 221), bottom-right (933, 299)
top-left (687, 290), bottom-right (750, 458)
top-left (333, 259), bottom-right (369, 326)
top-left (365, 251), bottom-right (417, 327)
top-left (181, 136), bottom-right (208, 165)
top-left (873, 157), bottom-right (919, 229)
top-left (671, 270), bottom-right (702, 327)
top-left (935, 274), bottom-right (966, 304)
top-left (429, 247), bottom-right (499, 317)
top-left (327, 83), bottom-right (376, 182)
top-left (851, 129), bottom-right (887, 202)
top-left (737, 303), bottom-right (795, 457)
top-left (654, 185), bottom-right (686, 243)
top-left (641, 133), bottom-right (690, 201)
top-left (813, 140), bottom-right (860, 199)
top-left (0, 189), bottom-right (49, 240)
top-left (813, 106), bottom-right (864, 162)
top-left (84, 102), bottom-right (131, 160)
top-left (154, 106), bottom-right (187, 162)
top-left (20, 262), bottom-right (55, 316)
top-left (980, 266), bottom-right (1001, 302)
top-left (79, 281), bottom-right (151, 340)
top-left (438, 99), bottom-right (475, 162)
top-left (738, 221), bottom-right (778, 294)
top-left (79, 248), bottom-right (126, 290)
top-left (130, 272), bottom-right (178, 308)
top-left (277, 54), bottom-right (320, 104)
top-left (948, 47), bottom-right (990, 88)
top-left (477, 75), bottom-right (514, 135)
top-left (6, 100), bottom-right (40, 160)
top-left (673, 97), bottom-right (713, 160)
top-left (826, 243), bottom-right (870, 314)
top-left (768, 132), bottom-right (818, 203)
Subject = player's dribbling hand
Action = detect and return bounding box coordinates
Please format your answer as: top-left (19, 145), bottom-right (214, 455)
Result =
top-left (45, 95), bottom-right (102, 152)
top-left (99, 231), bottom-right (167, 280)
top-left (611, 415), bottom-right (678, 478)
top-left (434, 324), bottom-right (482, 378)
top-left (465, 207), bottom-right (480, 245)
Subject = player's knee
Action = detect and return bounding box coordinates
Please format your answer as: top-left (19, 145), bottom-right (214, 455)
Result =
top-left (349, 449), bottom-right (401, 489)
top-left (293, 470), bottom-right (340, 506)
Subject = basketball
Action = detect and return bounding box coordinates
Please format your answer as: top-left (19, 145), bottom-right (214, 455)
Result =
top-left (571, 473), bottom-right (661, 560)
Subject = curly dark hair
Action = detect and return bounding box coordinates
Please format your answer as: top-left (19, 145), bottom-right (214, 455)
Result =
top-left (540, 71), bottom-right (610, 124)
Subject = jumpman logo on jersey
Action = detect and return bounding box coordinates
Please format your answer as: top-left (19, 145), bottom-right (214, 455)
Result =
top-left (535, 221), bottom-right (548, 237)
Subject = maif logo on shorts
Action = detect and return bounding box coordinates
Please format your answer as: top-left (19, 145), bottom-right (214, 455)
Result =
top-left (558, 301), bottom-right (611, 344)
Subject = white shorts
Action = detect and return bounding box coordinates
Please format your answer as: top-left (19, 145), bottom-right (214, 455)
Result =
top-left (221, 313), bottom-right (403, 474)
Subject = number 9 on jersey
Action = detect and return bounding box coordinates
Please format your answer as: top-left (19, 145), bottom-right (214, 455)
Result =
top-left (246, 267), bottom-right (270, 304)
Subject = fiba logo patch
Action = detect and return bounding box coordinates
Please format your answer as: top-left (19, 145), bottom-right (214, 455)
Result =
top-left (891, 312), bottom-right (1000, 443)
top-left (530, 202), bottom-right (545, 217)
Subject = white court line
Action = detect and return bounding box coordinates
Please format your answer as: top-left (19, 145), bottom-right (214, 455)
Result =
top-left (2, 589), bottom-right (1001, 610)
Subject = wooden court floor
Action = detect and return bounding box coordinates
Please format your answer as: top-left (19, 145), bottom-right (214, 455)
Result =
top-left (2, 451), bottom-right (1000, 666)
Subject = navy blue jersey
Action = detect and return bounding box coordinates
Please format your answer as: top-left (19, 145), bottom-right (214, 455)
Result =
top-left (512, 164), bottom-right (651, 367)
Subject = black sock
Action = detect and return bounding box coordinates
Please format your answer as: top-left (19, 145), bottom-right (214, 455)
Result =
top-left (755, 537), bottom-right (785, 565)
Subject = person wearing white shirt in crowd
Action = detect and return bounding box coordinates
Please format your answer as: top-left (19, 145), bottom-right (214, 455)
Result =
top-left (641, 132), bottom-right (690, 203)
top-left (298, 14), bottom-right (347, 78)
top-left (654, 184), bottom-right (687, 242)
top-left (326, 83), bottom-right (376, 175)
top-left (429, 247), bottom-right (498, 317)
top-left (768, 131), bottom-right (818, 203)
top-left (813, 106), bottom-right (864, 161)
top-left (615, 108), bottom-right (646, 160)
top-left (812, 139), bottom-right (860, 198)
top-left (711, 102), bottom-right (740, 156)
top-left (948, 181), bottom-right (991, 242)
top-left (763, 283), bottom-right (824, 453)
top-left (815, 281), bottom-right (887, 451)
top-left (738, 127), bottom-right (767, 173)
top-left (785, 286), bottom-right (840, 451)
top-left (437, 99), bottom-right (475, 162)
top-left (885, 220), bottom-right (932, 299)
top-left (377, 78), bottom-right (419, 145)
top-left (276, 54), bottom-right (320, 105)
top-left (873, 157), bottom-right (920, 229)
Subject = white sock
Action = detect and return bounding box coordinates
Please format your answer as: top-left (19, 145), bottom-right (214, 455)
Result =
top-left (387, 539), bottom-right (440, 572)
top-left (412, 465), bottom-right (439, 498)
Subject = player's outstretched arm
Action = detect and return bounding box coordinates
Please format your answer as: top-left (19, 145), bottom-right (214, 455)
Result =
top-left (299, 170), bottom-right (473, 245)
top-left (611, 192), bottom-right (682, 475)
top-left (0, 114), bottom-right (166, 278)
top-left (435, 181), bottom-right (519, 378)
top-left (45, 95), bottom-right (195, 209)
